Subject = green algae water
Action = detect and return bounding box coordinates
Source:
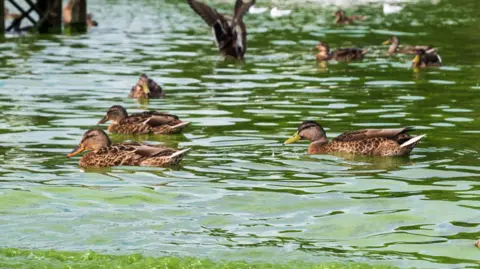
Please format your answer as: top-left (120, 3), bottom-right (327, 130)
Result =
top-left (1, 0), bottom-right (480, 268)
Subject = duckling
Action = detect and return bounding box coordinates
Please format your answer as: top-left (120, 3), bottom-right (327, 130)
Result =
top-left (334, 9), bottom-right (366, 25)
top-left (314, 42), bottom-right (368, 61)
top-left (67, 129), bottom-right (190, 167)
top-left (186, 0), bottom-right (255, 60)
top-left (98, 105), bottom-right (189, 135)
top-left (284, 121), bottom-right (425, 157)
top-left (412, 49), bottom-right (442, 68)
top-left (383, 36), bottom-right (432, 54)
top-left (129, 74), bottom-right (165, 99)
top-left (63, 0), bottom-right (98, 27)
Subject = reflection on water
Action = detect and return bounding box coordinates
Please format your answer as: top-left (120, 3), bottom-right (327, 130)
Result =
top-left (1, 0), bottom-right (480, 268)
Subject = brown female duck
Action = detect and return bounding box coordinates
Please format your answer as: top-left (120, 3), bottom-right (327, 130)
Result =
top-left (98, 105), bottom-right (189, 135)
top-left (383, 36), bottom-right (432, 54)
top-left (334, 9), bottom-right (366, 25)
top-left (412, 49), bottom-right (442, 68)
top-left (63, 0), bottom-right (98, 27)
top-left (284, 121), bottom-right (425, 156)
top-left (129, 74), bottom-right (165, 99)
top-left (186, 0), bottom-right (255, 60)
top-left (314, 42), bottom-right (368, 61)
top-left (67, 129), bottom-right (190, 167)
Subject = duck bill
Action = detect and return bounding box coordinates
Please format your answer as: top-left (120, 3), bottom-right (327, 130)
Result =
top-left (283, 132), bottom-right (301, 145)
top-left (97, 115), bottom-right (108, 124)
top-left (382, 40), bottom-right (391, 45)
top-left (142, 83), bottom-right (150, 95)
top-left (412, 55), bottom-right (420, 64)
top-left (67, 144), bottom-right (85, 157)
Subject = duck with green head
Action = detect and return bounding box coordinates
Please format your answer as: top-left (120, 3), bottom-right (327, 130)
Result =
top-left (67, 129), bottom-right (191, 167)
top-left (412, 49), bottom-right (442, 68)
top-left (284, 121), bottom-right (425, 156)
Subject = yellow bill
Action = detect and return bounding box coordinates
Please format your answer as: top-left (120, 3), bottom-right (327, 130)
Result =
top-left (283, 132), bottom-right (301, 145)
top-left (142, 82), bottom-right (150, 94)
top-left (67, 144), bottom-right (85, 157)
top-left (412, 55), bottom-right (420, 64)
top-left (382, 40), bottom-right (391, 45)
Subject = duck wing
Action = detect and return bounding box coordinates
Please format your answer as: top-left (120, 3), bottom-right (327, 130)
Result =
top-left (187, 0), bottom-right (233, 50)
top-left (334, 127), bottom-right (414, 142)
top-left (128, 111), bottom-right (180, 127)
top-left (133, 144), bottom-right (178, 158)
top-left (232, 0), bottom-right (255, 27)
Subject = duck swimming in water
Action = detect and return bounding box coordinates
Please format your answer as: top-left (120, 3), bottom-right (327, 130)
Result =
top-left (284, 121), bottom-right (425, 157)
top-left (67, 129), bottom-right (190, 167)
top-left (314, 42), bottom-right (368, 61)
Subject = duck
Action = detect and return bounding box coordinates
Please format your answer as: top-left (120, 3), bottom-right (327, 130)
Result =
top-left (283, 121), bottom-right (425, 156)
top-left (129, 74), bottom-right (165, 99)
top-left (334, 9), bottom-right (366, 25)
top-left (186, 0), bottom-right (255, 60)
top-left (383, 36), bottom-right (432, 54)
top-left (67, 129), bottom-right (190, 167)
top-left (314, 42), bottom-right (368, 61)
top-left (97, 105), bottom-right (189, 135)
top-left (412, 49), bottom-right (442, 68)
top-left (63, 0), bottom-right (98, 27)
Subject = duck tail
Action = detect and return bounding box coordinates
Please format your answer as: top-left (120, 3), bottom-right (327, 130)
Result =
top-left (400, 134), bottom-right (426, 148)
top-left (170, 121), bottom-right (190, 132)
top-left (168, 148), bottom-right (191, 162)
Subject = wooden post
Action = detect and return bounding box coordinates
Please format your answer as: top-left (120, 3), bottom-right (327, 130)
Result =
top-left (67, 0), bottom-right (87, 32)
top-left (1, 0), bottom-right (5, 36)
top-left (37, 0), bottom-right (62, 33)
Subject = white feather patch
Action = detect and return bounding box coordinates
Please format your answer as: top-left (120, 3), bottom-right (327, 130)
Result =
top-left (400, 134), bottom-right (426, 148)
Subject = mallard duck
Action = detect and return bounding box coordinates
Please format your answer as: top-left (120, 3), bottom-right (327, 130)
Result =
top-left (412, 49), bottom-right (442, 68)
top-left (284, 121), bottom-right (425, 156)
top-left (383, 36), bottom-right (432, 54)
top-left (314, 42), bottom-right (368, 61)
top-left (67, 129), bottom-right (190, 167)
top-left (63, 0), bottom-right (98, 27)
top-left (334, 9), bottom-right (366, 25)
top-left (186, 0), bottom-right (255, 60)
top-left (128, 74), bottom-right (165, 99)
top-left (98, 105), bottom-right (189, 135)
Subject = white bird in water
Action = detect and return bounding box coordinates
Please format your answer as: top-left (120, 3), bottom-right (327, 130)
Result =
top-left (270, 7), bottom-right (292, 18)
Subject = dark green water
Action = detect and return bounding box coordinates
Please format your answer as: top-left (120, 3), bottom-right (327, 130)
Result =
top-left (1, 0), bottom-right (480, 268)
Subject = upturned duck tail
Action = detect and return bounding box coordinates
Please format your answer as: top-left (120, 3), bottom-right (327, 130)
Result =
top-left (168, 148), bottom-right (192, 163)
top-left (400, 134), bottom-right (426, 148)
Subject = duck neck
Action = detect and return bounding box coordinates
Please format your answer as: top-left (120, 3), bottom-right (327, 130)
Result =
top-left (388, 40), bottom-right (399, 54)
top-left (307, 138), bottom-right (329, 154)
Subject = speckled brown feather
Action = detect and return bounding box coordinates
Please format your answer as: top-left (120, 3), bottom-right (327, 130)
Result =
top-left (78, 143), bottom-right (189, 167)
top-left (332, 48), bottom-right (367, 61)
top-left (307, 128), bottom-right (421, 157)
top-left (107, 112), bottom-right (188, 135)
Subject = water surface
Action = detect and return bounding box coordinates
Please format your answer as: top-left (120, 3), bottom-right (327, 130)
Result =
top-left (0, 0), bottom-right (480, 268)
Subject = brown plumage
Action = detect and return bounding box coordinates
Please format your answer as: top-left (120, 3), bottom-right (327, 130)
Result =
top-left (412, 49), bottom-right (442, 68)
top-left (63, 0), bottom-right (98, 27)
top-left (67, 129), bottom-right (190, 167)
top-left (334, 10), bottom-right (366, 25)
top-left (186, 0), bottom-right (255, 59)
top-left (383, 36), bottom-right (432, 55)
top-left (98, 105), bottom-right (190, 135)
top-left (128, 74), bottom-right (165, 99)
top-left (314, 42), bottom-right (368, 61)
top-left (284, 121), bottom-right (425, 157)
